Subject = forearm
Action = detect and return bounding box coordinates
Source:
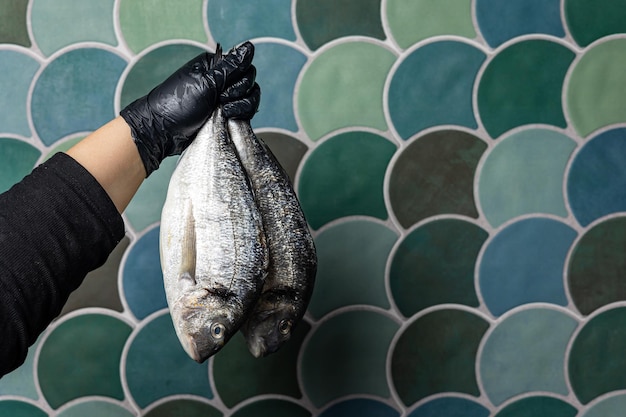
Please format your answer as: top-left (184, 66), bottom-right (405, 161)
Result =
top-left (66, 116), bottom-right (146, 213)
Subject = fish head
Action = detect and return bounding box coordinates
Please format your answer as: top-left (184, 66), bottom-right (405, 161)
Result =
top-left (241, 290), bottom-right (303, 358)
top-left (171, 288), bottom-right (242, 362)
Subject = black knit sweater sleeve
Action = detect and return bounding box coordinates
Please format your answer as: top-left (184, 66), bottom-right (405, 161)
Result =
top-left (0, 152), bottom-right (125, 376)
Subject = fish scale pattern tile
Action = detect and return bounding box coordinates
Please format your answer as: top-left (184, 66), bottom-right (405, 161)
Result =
top-left (3, 0), bottom-right (626, 415)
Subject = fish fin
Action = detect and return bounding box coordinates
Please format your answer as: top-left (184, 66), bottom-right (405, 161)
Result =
top-left (210, 44), bottom-right (223, 66)
top-left (179, 202), bottom-right (197, 286)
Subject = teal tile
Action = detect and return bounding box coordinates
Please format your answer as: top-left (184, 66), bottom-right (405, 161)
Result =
top-left (388, 40), bottom-right (485, 139)
top-left (0, 50), bottom-right (40, 137)
top-left (476, 0), bottom-right (564, 48)
top-left (124, 312), bottom-right (212, 408)
top-left (479, 218), bottom-right (575, 316)
top-left (121, 227), bottom-right (167, 320)
top-left (31, 47), bottom-right (126, 145)
top-left (250, 42), bottom-right (307, 131)
top-left (479, 128), bottom-right (576, 227)
top-left (207, 0), bottom-right (296, 48)
top-left (480, 308), bottom-right (577, 405)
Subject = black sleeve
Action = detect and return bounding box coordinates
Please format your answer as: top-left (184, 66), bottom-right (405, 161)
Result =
top-left (0, 152), bottom-right (125, 376)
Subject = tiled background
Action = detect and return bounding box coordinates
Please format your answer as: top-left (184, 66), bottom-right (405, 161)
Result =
top-left (3, 0), bottom-right (626, 416)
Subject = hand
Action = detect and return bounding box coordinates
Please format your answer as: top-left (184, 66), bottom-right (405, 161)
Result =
top-left (120, 41), bottom-right (260, 176)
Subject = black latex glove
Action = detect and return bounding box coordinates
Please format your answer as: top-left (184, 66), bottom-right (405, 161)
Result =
top-left (120, 41), bottom-right (260, 176)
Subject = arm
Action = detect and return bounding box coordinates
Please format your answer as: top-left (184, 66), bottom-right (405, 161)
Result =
top-left (0, 42), bottom-right (260, 377)
top-left (66, 116), bottom-right (145, 213)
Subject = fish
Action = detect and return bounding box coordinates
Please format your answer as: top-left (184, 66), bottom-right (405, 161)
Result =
top-left (227, 118), bottom-right (317, 358)
top-left (159, 64), bottom-right (268, 362)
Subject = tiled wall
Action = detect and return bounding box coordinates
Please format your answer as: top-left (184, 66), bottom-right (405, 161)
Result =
top-left (3, 0), bottom-right (626, 416)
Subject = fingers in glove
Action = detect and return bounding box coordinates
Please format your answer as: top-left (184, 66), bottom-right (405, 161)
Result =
top-left (207, 41), bottom-right (255, 91)
top-left (222, 82), bottom-right (261, 120)
top-left (221, 65), bottom-right (256, 102)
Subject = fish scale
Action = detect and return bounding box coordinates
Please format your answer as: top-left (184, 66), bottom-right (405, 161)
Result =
top-left (159, 104), bottom-right (268, 363)
top-left (228, 118), bottom-right (317, 358)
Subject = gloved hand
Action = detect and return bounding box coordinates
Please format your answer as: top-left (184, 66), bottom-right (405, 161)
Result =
top-left (120, 41), bottom-right (261, 176)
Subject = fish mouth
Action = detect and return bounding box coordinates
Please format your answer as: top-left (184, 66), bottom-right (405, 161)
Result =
top-left (184, 334), bottom-right (224, 363)
top-left (247, 334), bottom-right (267, 358)
top-left (185, 335), bottom-right (206, 363)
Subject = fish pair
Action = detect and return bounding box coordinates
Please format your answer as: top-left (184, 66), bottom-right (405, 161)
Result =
top-left (159, 45), bottom-right (317, 362)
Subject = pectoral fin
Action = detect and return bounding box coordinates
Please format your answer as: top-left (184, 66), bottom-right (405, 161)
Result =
top-left (179, 202), bottom-right (197, 286)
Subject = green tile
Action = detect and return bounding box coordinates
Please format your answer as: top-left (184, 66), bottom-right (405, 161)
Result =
top-left (310, 220), bottom-right (397, 318)
top-left (565, 0), bottom-right (626, 47)
top-left (0, 400), bottom-right (46, 417)
top-left (389, 219), bottom-right (487, 317)
top-left (391, 309), bottom-right (489, 406)
top-left (231, 399), bottom-right (310, 417)
top-left (144, 399), bottom-right (222, 417)
top-left (478, 39), bottom-right (574, 138)
top-left (38, 314), bottom-right (132, 409)
top-left (568, 217), bottom-right (626, 315)
top-left (213, 325), bottom-right (308, 407)
top-left (388, 130), bottom-right (486, 228)
top-left (297, 41), bottom-right (395, 140)
top-left (494, 396), bottom-right (577, 417)
top-left (301, 310), bottom-right (398, 407)
top-left (118, 0), bottom-right (207, 54)
top-left (567, 38), bottom-right (626, 137)
top-left (0, 0), bottom-right (30, 46)
top-left (569, 307), bottom-right (626, 404)
top-left (386, 0), bottom-right (475, 48)
top-left (296, 0), bottom-right (384, 50)
top-left (0, 138), bottom-right (41, 194)
top-left (298, 131), bottom-right (396, 229)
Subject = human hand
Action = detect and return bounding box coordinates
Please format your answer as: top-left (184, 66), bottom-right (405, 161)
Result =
top-left (121, 41), bottom-right (260, 176)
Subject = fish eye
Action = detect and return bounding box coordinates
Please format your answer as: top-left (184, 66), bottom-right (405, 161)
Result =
top-left (210, 322), bottom-right (225, 340)
top-left (278, 319), bottom-right (292, 335)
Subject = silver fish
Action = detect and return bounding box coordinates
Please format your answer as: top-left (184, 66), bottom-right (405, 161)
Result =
top-left (160, 106), bottom-right (268, 362)
top-left (228, 118), bottom-right (317, 358)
